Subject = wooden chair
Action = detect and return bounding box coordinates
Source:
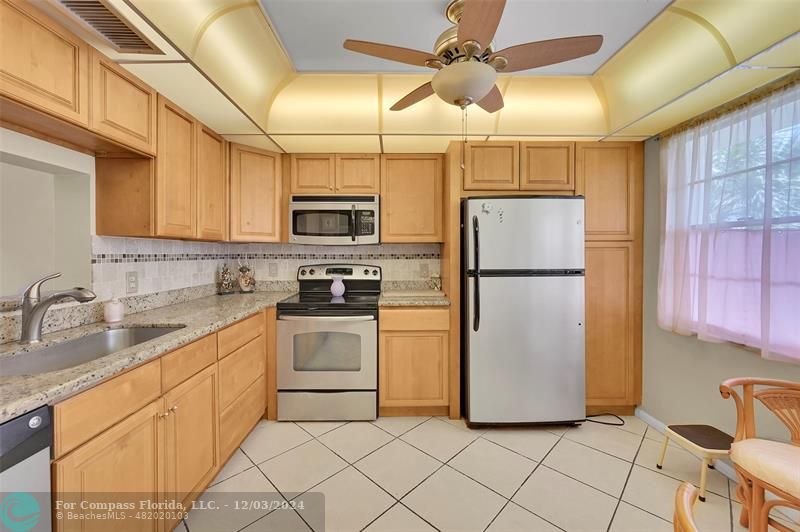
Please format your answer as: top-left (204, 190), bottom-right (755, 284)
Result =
top-left (719, 378), bottom-right (800, 532)
top-left (674, 482), bottom-right (701, 532)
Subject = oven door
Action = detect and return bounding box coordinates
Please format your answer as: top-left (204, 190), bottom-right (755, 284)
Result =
top-left (277, 314), bottom-right (377, 390)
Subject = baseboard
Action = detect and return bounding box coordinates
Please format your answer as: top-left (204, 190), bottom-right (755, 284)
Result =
top-left (379, 406), bottom-right (450, 417)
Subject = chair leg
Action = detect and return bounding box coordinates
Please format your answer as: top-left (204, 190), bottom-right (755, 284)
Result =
top-left (657, 434), bottom-right (669, 469)
top-left (736, 473), bottom-right (751, 528)
top-left (699, 457), bottom-right (710, 502)
top-left (751, 482), bottom-right (766, 532)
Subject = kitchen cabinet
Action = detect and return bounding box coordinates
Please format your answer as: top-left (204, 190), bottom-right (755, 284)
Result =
top-left (53, 400), bottom-right (163, 532)
top-left (520, 141), bottom-right (575, 191)
top-left (156, 94), bottom-right (197, 239)
top-left (1, 0), bottom-right (89, 127)
top-left (335, 154), bottom-right (380, 193)
top-left (379, 308), bottom-right (450, 415)
top-left (380, 154), bottom-right (443, 243)
top-left (196, 125), bottom-right (228, 241)
top-left (576, 142), bottom-right (642, 241)
top-left (163, 364), bottom-right (219, 531)
top-left (290, 153), bottom-right (380, 194)
top-left (585, 241), bottom-right (641, 407)
top-left (463, 141), bottom-right (519, 190)
top-left (290, 153), bottom-right (335, 193)
top-left (230, 143), bottom-right (282, 242)
top-left (90, 50), bottom-right (157, 155)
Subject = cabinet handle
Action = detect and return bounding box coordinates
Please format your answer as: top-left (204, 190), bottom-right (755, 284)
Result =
top-left (158, 411), bottom-right (170, 418)
top-left (169, 405), bottom-right (178, 413)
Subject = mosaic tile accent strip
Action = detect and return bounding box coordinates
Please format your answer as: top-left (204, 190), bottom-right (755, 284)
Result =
top-left (91, 251), bottom-right (440, 264)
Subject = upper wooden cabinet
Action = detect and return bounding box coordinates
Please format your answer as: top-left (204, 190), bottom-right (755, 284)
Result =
top-left (290, 153), bottom-right (380, 194)
top-left (576, 142), bottom-right (643, 241)
top-left (0, 0), bottom-right (89, 127)
top-left (90, 50), bottom-right (157, 155)
top-left (335, 154), bottom-right (380, 193)
top-left (520, 142), bottom-right (575, 190)
top-left (156, 95), bottom-right (197, 239)
top-left (196, 125), bottom-right (228, 241)
top-left (463, 141), bottom-right (519, 190)
top-left (230, 143), bottom-right (282, 242)
top-left (290, 153), bottom-right (335, 193)
top-left (380, 154), bottom-right (443, 243)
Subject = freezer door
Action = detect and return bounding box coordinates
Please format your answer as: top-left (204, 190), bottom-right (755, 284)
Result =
top-left (465, 197), bottom-right (584, 271)
top-left (466, 275), bottom-right (585, 424)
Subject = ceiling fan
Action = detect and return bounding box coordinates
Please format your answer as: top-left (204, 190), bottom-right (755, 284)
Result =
top-left (343, 0), bottom-right (603, 113)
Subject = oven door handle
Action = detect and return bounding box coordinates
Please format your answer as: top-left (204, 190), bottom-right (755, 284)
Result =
top-left (278, 315), bottom-right (375, 322)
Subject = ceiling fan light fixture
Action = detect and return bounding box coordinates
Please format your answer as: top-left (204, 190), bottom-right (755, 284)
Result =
top-left (431, 61), bottom-right (497, 108)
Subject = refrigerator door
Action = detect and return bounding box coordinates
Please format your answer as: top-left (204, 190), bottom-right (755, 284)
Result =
top-left (466, 275), bottom-right (585, 424)
top-left (465, 197), bottom-right (584, 271)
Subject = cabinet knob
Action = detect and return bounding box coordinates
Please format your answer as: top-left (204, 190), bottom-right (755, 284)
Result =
top-left (158, 411), bottom-right (170, 419)
top-left (169, 405), bottom-right (178, 413)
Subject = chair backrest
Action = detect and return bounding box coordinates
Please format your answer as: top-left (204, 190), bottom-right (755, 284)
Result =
top-left (754, 388), bottom-right (800, 445)
top-left (674, 482), bottom-right (701, 532)
top-left (719, 378), bottom-right (800, 444)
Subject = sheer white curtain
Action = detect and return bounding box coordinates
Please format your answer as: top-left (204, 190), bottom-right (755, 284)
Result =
top-left (658, 83), bottom-right (800, 363)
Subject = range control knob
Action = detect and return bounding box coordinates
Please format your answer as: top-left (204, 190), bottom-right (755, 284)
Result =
top-left (372, 269), bottom-right (378, 276)
top-left (300, 269), bottom-right (307, 276)
top-left (309, 269), bottom-right (316, 275)
top-left (363, 269), bottom-right (370, 275)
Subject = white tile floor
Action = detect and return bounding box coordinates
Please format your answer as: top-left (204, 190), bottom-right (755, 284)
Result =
top-left (180, 416), bottom-right (798, 532)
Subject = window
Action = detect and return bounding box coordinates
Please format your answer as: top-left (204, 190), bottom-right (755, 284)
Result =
top-left (658, 83), bottom-right (799, 363)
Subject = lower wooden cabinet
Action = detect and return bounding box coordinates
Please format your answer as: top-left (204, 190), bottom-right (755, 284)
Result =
top-left (379, 307), bottom-right (450, 414)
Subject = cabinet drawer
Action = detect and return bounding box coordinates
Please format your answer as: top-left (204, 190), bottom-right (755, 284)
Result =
top-left (161, 334), bottom-right (217, 391)
top-left (54, 359), bottom-right (161, 458)
top-left (219, 335), bottom-right (266, 410)
top-left (379, 308), bottom-right (450, 331)
top-left (219, 374), bottom-right (266, 459)
top-left (218, 312), bottom-right (264, 359)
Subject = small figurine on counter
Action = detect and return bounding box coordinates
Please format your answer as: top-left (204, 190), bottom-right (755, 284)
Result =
top-left (237, 260), bottom-right (256, 293)
top-left (217, 263), bottom-right (236, 295)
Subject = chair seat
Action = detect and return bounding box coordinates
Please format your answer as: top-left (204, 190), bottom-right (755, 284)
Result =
top-left (731, 439), bottom-right (800, 499)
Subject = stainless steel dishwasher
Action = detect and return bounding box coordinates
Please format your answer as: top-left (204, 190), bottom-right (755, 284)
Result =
top-left (0, 406), bottom-right (52, 532)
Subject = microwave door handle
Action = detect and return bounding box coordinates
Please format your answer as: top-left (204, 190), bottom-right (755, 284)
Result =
top-left (472, 215), bottom-right (480, 332)
top-left (351, 205), bottom-right (357, 242)
top-left (279, 315), bottom-right (375, 322)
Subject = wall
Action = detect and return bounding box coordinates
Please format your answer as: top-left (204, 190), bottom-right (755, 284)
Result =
top-left (641, 138), bottom-right (800, 441)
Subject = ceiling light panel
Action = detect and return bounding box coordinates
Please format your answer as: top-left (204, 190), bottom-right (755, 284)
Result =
top-left (223, 135), bottom-right (284, 153)
top-left (270, 135), bottom-right (381, 153)
top-left (382, 135), bottom-right (486, 153)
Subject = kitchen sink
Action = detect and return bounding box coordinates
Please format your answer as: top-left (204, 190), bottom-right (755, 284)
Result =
top-left (0, 326), bottom-right (185, 377)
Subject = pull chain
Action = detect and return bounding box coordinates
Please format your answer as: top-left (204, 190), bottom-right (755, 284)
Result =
top-left (460, 104), bottom-right (469, 170)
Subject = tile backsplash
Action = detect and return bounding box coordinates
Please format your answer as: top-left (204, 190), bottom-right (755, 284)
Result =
top-left (91, 237), bottom-right (440, 302)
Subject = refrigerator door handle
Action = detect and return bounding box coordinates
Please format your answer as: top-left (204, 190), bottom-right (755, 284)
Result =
top-left (472, 215), bottom-right (480, 332)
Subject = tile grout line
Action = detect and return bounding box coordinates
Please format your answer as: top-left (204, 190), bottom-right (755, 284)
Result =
top-left (605, 429), bottom-right (648, 532)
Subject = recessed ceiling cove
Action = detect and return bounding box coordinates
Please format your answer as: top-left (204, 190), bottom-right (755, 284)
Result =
top-left (259, 0), bottom-right (670, 75)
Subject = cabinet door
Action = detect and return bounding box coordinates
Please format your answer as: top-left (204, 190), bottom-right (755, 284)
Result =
top-left (0, 0), bottom-right (89, 126)
top-left (585, 242), bottom-right (640, 406)
top-left (53, 400), bottom-right (164, 532)
top-left (219, 334), bottom-right (266, 410)
top-left (380, 154), bottom-right (443, 242)
top-left (196, 126), bottom-right (228, 241)
top-left (156, 95), bottom-right (196, 238)
top-left (335, 154), bottom-right (380, 193)
top-left (90, 50), bottom-right (156, 154)
top-left (163, 364), bottom-right (219, 531)
top-left (290, 154), bottom-right (335, 194)
top-left (230, 143), bottom-right (281, 242)
top-left (520, 142), bottom-right (575, 190)
top-left (576, 142), bottom-right (642, 240)
top-left (463, 141), bottom-right (519, 190)
top-left (379, 331), bottom-right (448, 407)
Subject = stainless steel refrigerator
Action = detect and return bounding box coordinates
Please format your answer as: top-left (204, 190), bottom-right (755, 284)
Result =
top-left (463, 196), bottom-right (585, 425)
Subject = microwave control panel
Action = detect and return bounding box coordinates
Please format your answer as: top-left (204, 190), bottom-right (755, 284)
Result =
top-left (357, 210), bottom-right (375, 235)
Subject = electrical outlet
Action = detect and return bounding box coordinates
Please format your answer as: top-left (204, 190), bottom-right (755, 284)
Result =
top-left (268, 262), bottom-right (278, 277)
top-left (125, 271), bottom-right (138, 294)
top-left (419, 263), bottom-right (430, 277)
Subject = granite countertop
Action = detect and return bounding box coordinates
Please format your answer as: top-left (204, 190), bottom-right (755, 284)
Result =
top-left (0, 291), bottom-right (294, 424)
top-left (379, 289), bottom-right (450, 307)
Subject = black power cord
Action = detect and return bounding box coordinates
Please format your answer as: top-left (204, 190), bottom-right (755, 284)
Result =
top-left (583, 413), bottom-right (626, 426)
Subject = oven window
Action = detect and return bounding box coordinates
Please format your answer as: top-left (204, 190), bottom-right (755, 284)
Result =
top-left (293, 210), bottom-right (353, 237)
top-left (293, 332), bottom-right (362, 371)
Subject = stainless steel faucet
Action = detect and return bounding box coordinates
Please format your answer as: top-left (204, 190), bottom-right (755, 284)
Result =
top-left (20, 273), bottom-right (96, 344)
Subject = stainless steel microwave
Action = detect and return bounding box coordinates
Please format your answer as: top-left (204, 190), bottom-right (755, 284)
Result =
top-left (289, 195), bottom-right (379, 245)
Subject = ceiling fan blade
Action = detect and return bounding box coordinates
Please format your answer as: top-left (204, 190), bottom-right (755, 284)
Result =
top-left (343, 39), bottom-right (439, 67)
top-left (390, 82), bottom-right (435, 111)
top-left (491, 35), bottom-right (603, 73)
top-left (458, 0), bottom-right (506, 52)
top-left (476, 84), bottom-right (503, 113)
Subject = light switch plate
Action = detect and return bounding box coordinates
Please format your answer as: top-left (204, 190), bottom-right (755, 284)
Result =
top-left (125, 271), bottom-right (138, 294)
